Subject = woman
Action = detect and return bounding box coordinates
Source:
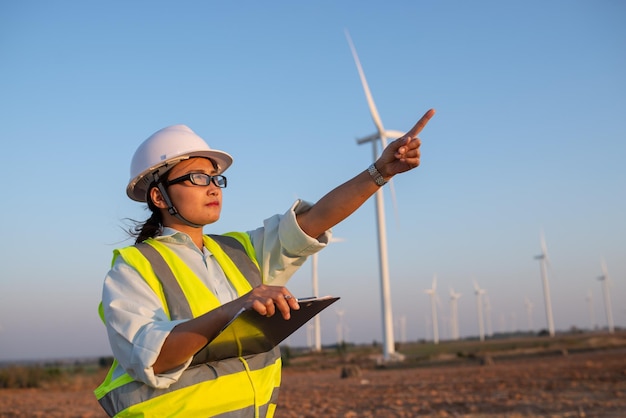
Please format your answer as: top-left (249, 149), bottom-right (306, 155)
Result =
top-left (95, 108), bottom-right (435, 417)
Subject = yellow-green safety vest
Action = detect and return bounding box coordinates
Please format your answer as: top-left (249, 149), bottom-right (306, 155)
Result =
top-left (95, 233), bottom-right (282, 417)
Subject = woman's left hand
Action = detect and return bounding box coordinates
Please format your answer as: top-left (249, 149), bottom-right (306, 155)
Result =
top-left (376, 108), bottom-right (436, 179)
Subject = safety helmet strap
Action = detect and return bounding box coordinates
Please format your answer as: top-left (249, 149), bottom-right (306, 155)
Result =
top-left (153, 172), bottom-right (204, 229)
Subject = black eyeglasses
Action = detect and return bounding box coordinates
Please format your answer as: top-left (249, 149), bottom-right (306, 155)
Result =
top-left (165, 173), bottom-right (228, 188)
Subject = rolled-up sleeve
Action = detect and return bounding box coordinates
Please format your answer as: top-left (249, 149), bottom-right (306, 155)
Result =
top-left (250, 199), bottom-right (332, 286)
top-left (103, 259), bottom-right (192, 388)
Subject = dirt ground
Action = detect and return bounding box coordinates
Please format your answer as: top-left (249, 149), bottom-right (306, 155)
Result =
top-left (1, 348), bottom-right (624, 417)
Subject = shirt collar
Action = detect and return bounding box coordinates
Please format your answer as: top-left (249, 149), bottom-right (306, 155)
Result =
top-left (157, 227), bottom-right (196, 245)
top-left (157, 227), bottom-right (212, 256)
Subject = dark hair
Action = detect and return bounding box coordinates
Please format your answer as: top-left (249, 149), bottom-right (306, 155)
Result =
top-left (128, 178), bottom-right (167, 244)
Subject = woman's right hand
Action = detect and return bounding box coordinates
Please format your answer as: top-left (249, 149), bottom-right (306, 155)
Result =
top-left (241, 284), bottom-right (300, 320)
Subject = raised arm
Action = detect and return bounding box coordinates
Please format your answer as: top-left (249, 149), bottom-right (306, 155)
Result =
top-left (296, 108), bottom-right (435, 238)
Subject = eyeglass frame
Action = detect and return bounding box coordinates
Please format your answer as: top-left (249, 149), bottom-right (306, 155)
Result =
top-left (164, 172), bottom-right (228, 188)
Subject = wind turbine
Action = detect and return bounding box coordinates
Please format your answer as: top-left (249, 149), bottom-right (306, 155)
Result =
top-left (473, 280), bottom-right (486, 341)
top-left (484, 293), bottom-right (493, 337)
top-left (534, 231), bottom-right (555, 337)
top-left (524, 297), bottom-right (534, 332)
top-left (449, 287), bottom-right (461, 340)
top-left (586, 290), bottom-right (597, 330)
top-left (310, 236), bottom-right (344, 351)
top-left (335, 309), bottom-right (346, 345)
top-left (424, 275), bottom-right (439, 344)
top-left (346, 30), bottom-right (405, 361)
top-left (397, 315), bottom-right (407, 343)
top-left (598, 259), bottom-right (615, 334)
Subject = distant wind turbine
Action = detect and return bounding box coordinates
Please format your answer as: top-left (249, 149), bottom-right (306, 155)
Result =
top-left (586, 290), bottom-right (597, 330)
top-left (598, 259), bottom-right (615, 334)
top-left (449, 287), bottom-right (461, 340)
top-left (484, 293), bottom-right (493, 337)
top-left (424, 275), bottom-right (439, 344)
top-left (473, 280), bottom-right (486, 341)
top-left (335, 309), bottom-right (346, 345)
top-left (397, 315), bottom-right (407, 343)
top-left (534, 231), bottom-right (555, 337)
top-left (346, 30), bottom-right (406, 361)
top-left (524, 297), bottom-right (534, 332)
top-left (310, 236), bottom-right (344, 351)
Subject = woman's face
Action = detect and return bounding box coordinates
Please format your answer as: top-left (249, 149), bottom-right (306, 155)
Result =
top-left (157, 157), bottom-right (223, 229)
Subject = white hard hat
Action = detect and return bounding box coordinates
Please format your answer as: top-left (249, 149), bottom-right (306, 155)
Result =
top-left (127, 124), bottom-right (233, 202)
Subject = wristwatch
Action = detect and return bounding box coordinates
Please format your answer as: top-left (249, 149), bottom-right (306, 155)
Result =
top-left (367, 163), bottom-right (387, 186)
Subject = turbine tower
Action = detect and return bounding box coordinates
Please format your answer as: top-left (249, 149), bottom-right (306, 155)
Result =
top-left (310, 237), bottom-right (344, 351)
top-left (598, 259), bottom-right (615, 334)
top-left (484, 293), bottom-right (493, 337)
top-left (449, 287), bottom-right (461, 340)
top-left (586, 290), bottom-right (596, 330)
top-left (473, 280), bottom-right (486, 341)
top-left (397, 315), bottom-right (407, 343)
top-left (524, 297), bottom-right (534, 332)
top-left (335, 309), bottom-right (346, 345)
top-left (346, 30), bottom-right (405, 361)
top-left (534, 231), bottom-right (555, 337)
top-left (424, 275), bottom-right (439, 344)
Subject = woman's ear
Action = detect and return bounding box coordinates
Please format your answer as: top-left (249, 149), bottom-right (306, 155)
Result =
top-left (150, 186), bottom-right (168, 209)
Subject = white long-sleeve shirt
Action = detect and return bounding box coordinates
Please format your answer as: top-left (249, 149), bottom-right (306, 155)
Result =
top-left (101, 200), bottom-right (330, 388)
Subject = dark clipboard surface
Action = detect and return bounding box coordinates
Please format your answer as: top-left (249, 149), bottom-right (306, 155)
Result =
top-left (206, 296), bottom-right (340, 361)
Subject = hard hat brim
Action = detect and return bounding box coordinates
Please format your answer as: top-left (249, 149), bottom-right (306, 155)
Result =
top-left (126, 150), bottom-right (233, 202)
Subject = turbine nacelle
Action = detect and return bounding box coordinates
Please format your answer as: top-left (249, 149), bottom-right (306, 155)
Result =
top-left (473, 280), bottom-right (486, 295)
top-left (449, 287), bottom-right (461, 300)
top-left (598, 258), bottom-right (610, 283)
top-left (356, 130), bottom-right (406, 145)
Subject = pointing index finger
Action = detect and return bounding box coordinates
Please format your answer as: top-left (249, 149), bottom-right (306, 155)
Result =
top-left (406, 108), bottom-right (436, 139)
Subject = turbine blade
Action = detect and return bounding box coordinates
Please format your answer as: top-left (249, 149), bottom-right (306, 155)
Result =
top-left (600, 258), bottom-right (611, 285)
top-left (384, 130), bottom-right (406, 140)
top-left (539, 230), bottom-right (553, 271)
top-left (345, 30), bottom-right (385, 141)
top-left (356, 132), bottom-right (380, 145)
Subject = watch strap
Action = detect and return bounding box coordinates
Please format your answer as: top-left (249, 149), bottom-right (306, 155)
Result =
top-left (367, 163), bottom-right (387, 186)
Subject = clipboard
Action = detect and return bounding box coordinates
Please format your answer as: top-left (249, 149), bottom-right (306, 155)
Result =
top-left (203, 296), bottom-right (340, 361)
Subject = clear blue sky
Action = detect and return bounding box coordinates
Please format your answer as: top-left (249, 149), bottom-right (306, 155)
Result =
top-left (1, 1), bottom-right (624, 361)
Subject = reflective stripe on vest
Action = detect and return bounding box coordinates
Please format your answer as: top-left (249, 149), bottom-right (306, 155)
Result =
top-left (95, 233), bottom-right (281, 417)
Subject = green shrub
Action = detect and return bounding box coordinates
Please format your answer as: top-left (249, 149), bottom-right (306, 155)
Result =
top-left (0, 365), bottom-right (65, 389)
